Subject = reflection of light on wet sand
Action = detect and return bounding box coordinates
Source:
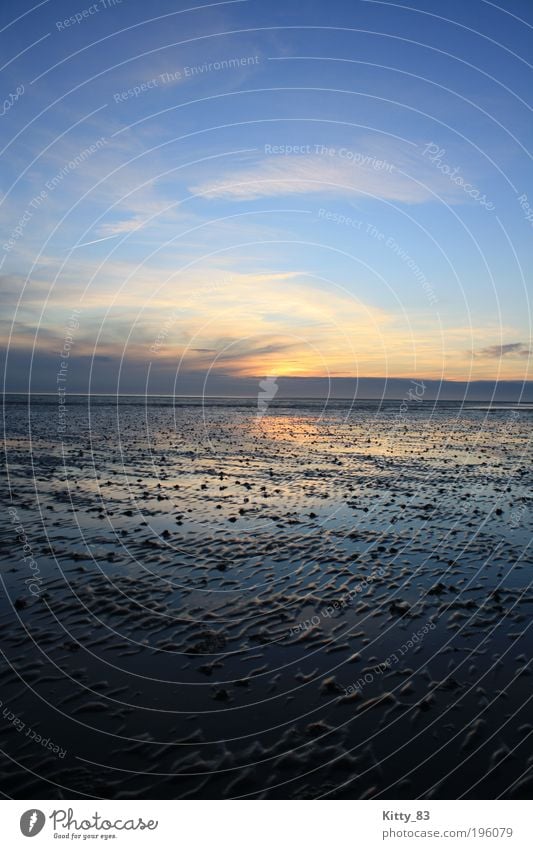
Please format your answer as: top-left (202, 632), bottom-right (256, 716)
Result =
top-left (249, 412), bottom-right (446, 461)
top-left (251, 414), bottom-right (326, 445)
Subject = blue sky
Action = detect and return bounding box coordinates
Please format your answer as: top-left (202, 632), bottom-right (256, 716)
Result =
top-left (1, 0), bottom-right (532, 396)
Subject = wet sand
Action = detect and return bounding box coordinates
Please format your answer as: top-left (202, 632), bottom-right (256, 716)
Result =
top-left (1, 395), bottom-right (532, 799)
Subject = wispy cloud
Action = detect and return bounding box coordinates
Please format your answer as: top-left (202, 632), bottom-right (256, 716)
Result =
top-left (475, 342), bottom-right (531, 358)
top-left (97, 215), bottom-right (157, 236)
top-left (188, 139), bottom-right (482, 205)
top-left (190, 154), bottom-right (433, 203)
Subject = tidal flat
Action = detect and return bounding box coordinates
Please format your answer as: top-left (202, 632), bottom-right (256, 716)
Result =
top-left (1, 395), bottom-right (531, 799)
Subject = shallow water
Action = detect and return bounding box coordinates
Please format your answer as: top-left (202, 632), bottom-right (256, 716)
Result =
top-left (1, 396), bottom-right (531, 798)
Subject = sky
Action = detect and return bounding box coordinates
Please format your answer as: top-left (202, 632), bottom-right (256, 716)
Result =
top-left (1, 0), bottom-right (532, 398)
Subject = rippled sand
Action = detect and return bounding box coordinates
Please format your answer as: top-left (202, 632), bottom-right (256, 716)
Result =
top-left (1, 396), bottom-right (531, 798)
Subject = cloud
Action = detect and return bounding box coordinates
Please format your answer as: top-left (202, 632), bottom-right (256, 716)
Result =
top-left (97, 217), bottom-right (151, 236)
top-left (3, 259), bottom-right (531, 384)
top-left (475, 342), bottom-right (531, 358)
top-left (161, 273), bottom-right (410, 377)
top-left (188, 139), bottom-right (484, 206)
top-left (190, 154), bottom-right (434, 204)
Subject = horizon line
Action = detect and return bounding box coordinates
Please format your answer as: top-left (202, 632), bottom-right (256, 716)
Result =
top-left (2, 391), bottom-right (532, 404)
